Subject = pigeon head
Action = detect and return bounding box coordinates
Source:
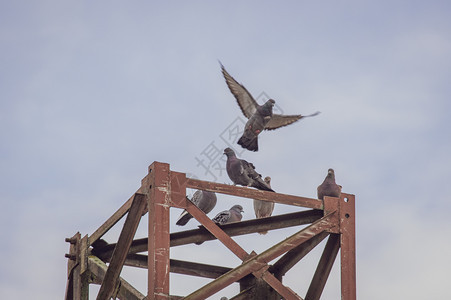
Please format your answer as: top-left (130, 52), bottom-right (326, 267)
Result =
top-left (260, 99), bottom-right (275, 115)
top-left (264, 176), bottom-right (271, 185)
top-left (223, 147), bottom-right (236, 158)
top-left (327, 168), bottom-right (336, 179)
top-left (263, 99), bottom-right (275, 108)
top-left (231, 205), bottom-right (244, 213)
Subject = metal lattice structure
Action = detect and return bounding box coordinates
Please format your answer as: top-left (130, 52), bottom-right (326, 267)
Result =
top-left (65, 161), bottom-right (356, 300)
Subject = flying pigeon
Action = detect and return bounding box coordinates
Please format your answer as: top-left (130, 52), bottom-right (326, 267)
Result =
top-left (176, 190), bottom-right (217, 226)
top-left (221, 63), bottom-right (320, 151)
top-left (212, 205), bottom-right (244, 225)
top-left (253, 176), bottom-right (275, 235)
top-left (223, 147), bottom-right (274, 192)
top-left (317, 168), bottom-right (342, 200)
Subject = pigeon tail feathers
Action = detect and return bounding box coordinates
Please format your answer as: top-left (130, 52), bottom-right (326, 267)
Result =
top-left (176, 211), bottom-right (193, 226)
top-left (238, 135), bottom-right (258, 152)
top-left (252, 180), bottom-right (275, 192)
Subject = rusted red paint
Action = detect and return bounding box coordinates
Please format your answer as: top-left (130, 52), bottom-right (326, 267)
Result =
top-left (168, 171), bottom-right (187, 208)
top-left (148, 162), bottom-right (171, 300)
top-left (340, 193), bottom-right (356, 300)
top-left (70, 162), bottom-right (356, 300)
top-left (183, 213), bottom-right (337, 300)
top-left (184, 199), bottom-right (249, 259)
top-left (186, 178), bottom-right (323, 209)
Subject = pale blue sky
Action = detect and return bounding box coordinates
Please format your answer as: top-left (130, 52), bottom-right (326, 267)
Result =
top-left (1, 1), bottom-right (450, 299)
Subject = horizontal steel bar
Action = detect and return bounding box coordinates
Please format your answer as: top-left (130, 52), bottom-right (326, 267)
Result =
top-left (112, 253), bottom-right (234, 279)
top-left (171, 209), bottom-right (323, 247)
top-left (91, 210), bottom-right (324, 259)
top-left (187, 178), bottom-right (323, 209)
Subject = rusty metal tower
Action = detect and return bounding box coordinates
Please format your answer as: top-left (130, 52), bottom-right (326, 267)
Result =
top-left (65, 161), bottom-right (356, 300)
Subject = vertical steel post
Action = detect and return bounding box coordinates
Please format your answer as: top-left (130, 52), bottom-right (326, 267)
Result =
top-left (148, 162), bottom-right (171, 300)
top-left (340, 193), bottom-right (356, 300)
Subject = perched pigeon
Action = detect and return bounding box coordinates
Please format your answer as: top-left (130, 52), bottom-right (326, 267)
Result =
top-left (221, 63), bottom-right (320, 151)
top-left (223, 147), bottom-right (274, 192)
top-left (317, 169), bottom-right (342, 200)
top-left (176, 190), bottom-right (217, 226)
top-left (212, 205), bottom-right (244, 225)
top-left (253, 176), bottom-right (275, 235)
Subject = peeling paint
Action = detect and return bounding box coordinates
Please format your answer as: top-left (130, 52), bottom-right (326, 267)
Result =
top-left (157, 186), bottom-right (169, 193)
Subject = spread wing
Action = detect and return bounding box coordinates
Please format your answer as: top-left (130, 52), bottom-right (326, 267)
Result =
top-left (221, 63), bottom-right (258, 119)
top-left (265, 111), bottom-right (320, 130)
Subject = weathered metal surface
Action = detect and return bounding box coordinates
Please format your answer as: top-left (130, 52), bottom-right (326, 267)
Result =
top-left (187, 178), bottom-right (323, 209)
top-left (65, 232), bottom-right (88, 300)
top-left (168, 171), bottom-right (188, 208)
top-left (340, 193), bottom-right (356, 300)
top-left (65, 232), bottom-right (81, 278)
top-left (260, 271), bottom-right (302, 300)
top-left (148, 162), bottom-right (171, 300)
top-left (170, 259), bottom-right (232, 279)
top-left (256, 212), bottom-right (337, 264)
top-left (92, 210), bottom-right (323, 258)
top-left (79, 235), bottom-right (89, 275)
top-left (271, 231), bottom-right (329, 280)
top-left (305, 233), bottom-right (340, 300)
top-left (184, 213), bottom-right (336, 300)
top-left (97, 193), bottom-right (146, 300)
top-left (238, 277), bottom-right (280, 300)
top-left (106, 253), bottom-right (233, 279)
top-left (183, 194), bottom-right (249, 259)
top-left (323, 196), bottom-right (341, 234)
top-left (182, 195), bottom-right (307, 299)
top-left (183, 257), bottom-right (267, 300)
top-left (170, 209), bottom-right (322, 246)
top-left (69, 162), bottom-right (356, 300)
top-left (88, 256), bottom-right (146, 300)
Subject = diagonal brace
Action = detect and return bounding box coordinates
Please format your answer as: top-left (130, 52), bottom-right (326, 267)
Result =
top-left (96, 193), bottom-right (146, 300)
top-left (183, 210), bottom-right (338, 300)
top-left (183, 198), bottom-right (304, 299)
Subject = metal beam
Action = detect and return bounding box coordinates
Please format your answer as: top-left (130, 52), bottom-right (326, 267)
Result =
top-left (91, 210), bottom-right (323, 258)
top-left (305, 233), bottom-right (340, 300)
top-left (67, 162), bottom-right (356, 300)
top-left (65, 232), bottom-right (88, 300)
top-left (183, 193), bottom-right (249, 259)
top-left (96, 193), bottom-right (146, 300)
top-left (183, 196), bottom-right (302, 300)
top-left (172, 209), bottom-right (323, 246)
top-left (339, 193), bottom-right (356, 300)
top-left (89, 256), bottom-right (146, 300)
top-left (89, 174), bottom-right (152, 245)
top-left (186, 178), bottom-right (323, 209)
top-left (104, 253), bottom-right (234, 279)
top-left (148, 162), bottom-right (171, 300)
top-left (271, 231), bottom-right (329, 280)
top-left (184, 212), bottom-right (337, 300)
